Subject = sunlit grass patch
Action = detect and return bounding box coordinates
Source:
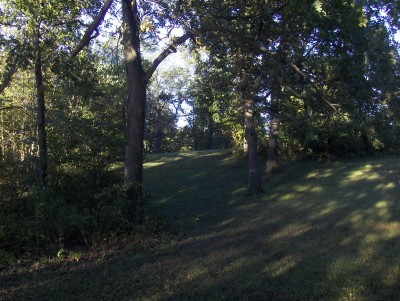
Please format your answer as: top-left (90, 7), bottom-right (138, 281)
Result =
top-left (264, 254), bottom-right (301, 277)
top-left (269, 222), bottom-right (312, 241)
top-left (144, 161), bottom-right (166, 168)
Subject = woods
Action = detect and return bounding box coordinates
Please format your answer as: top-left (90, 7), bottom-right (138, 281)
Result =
top-left (1, 0), bottom-right (399, 271)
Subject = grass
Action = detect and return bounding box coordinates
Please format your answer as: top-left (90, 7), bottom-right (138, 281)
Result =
top-left (1, 150), bottom-right (400, 300)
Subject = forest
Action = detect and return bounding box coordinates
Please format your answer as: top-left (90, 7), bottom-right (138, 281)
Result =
top-left (1, 0), bottom-right (400, 300)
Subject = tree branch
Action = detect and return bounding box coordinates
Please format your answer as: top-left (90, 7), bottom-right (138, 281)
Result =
top-left (0, 105), bottom-right (23, 111)
top-left (145, 30), bottom-right (202, 82)
top-left (0, 55), bottom-right (19, 94)
top-left (71, 0), bottom-right (114, 57)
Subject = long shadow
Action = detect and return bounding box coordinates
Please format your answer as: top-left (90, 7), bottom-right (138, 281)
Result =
top-left (1, 152), bottom-right (399, 300)
top-left (142, 152), bottom-right (400, 300)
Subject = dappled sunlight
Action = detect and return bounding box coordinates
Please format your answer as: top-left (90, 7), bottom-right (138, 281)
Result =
top-left (306, 168), bottom-right (334, 179)
top-left (143, 161), bottom-right (166, 168)
top-left (374, 200), bottom-right (392, 219)
top-left (215, 217), bottom-right (237, 228)
top-left (185, 264), bottom-right (209, 282)
top-left (157, 196), bottom-right (173, 204)
top-left (345, 163), bottom-right (383, 183)
top-left (327, 256), bottom-right (367, 298)
top-left (386, 265), bottom-right (400, 287)
top-left (269, 222), bottom-right (312, 241)
top-left (280, 192), bottom-right (298, 201)
top-left (230, 187), bottom-right (248, 196)
top-left (13, 152), bottom-right (394, 300)
top-left (222, 256), bottom-right (258, 275)
top-left (264, 254), bottom-right (301, 278)
top-left (376, 221), bottom-right (400, 236)
top-left (311, 186), bottom-right (324, 193)
top-left (235, 202), bottom-right (259, 211)
top-left (293, 184), bottom-right (313, 192)
top-left (309, 202), bottom-right (338, 219)
top-left (340, 200), bottom-right (394, 228)
top-left (189, 171), bottom-right (207, 179)
top-left (375, 182), bottom-right (396, 191)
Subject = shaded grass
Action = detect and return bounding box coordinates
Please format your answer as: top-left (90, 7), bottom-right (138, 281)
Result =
top-left (1, 150), bottom-right (400, 300)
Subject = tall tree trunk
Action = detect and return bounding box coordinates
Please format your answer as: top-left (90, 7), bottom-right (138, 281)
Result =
top-left (122, 0), bottom-right (146, 218)
top-left (33, 25), bottom-right (47, 190)
top-left (238, 57), bottom-right (262, 194)
top-left (192, 125), bottom-right (200, 150)
top-left (244, 98), bottom-right (262, 194)
top-left (0, 110), bottom-right (4, 161)
top-left (266, 82), bottom-right (280, 174)
top-left (207, 114), bottom-right (214, 150)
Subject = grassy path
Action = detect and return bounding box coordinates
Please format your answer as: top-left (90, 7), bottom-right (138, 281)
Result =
top-left (1, 151), bottom-right (400, 300)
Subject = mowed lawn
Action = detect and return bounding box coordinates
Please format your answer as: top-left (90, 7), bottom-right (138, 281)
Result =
top-left (1, 151), bottom-right (399, 300)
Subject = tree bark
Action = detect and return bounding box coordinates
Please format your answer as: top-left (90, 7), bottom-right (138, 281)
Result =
top-left (33, 25), bottom-right (47, 190)
top-left (244, 98), bottom-right (262, 194)
top-left (266, 82), bottom-right (280, 174)
top-left (0, 110), bottom-right (4, 160)
top-left (122, 0), bottom-right (146, 218)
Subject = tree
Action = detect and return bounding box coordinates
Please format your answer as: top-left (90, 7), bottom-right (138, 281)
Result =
top-left (1, 0), bottom-right (102, 189)
top-left (33, 24), bottom-right (47, 189)
top-left (187, 61), bottom-right (234, 151)
top-left (73, 0), bottom-right (212, 217)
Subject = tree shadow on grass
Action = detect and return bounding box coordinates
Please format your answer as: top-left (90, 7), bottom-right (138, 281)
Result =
top-left (1, 152), bottom-right (399, 300)
top-left (143, 153), bottom-right (400, 300)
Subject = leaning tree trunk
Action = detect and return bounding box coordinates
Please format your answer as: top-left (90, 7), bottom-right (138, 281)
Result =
top-left (122, 0), bottom-right (146, 219)
top-left (33, 24), bottom-right (47, 190)
top-left (266, 83), bottom-right (280, 174)
top-left (244, 98), bottom-right (262, 195)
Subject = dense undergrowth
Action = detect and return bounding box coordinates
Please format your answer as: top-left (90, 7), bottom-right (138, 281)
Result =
top-left (0, 159), bottom-right (134, 262)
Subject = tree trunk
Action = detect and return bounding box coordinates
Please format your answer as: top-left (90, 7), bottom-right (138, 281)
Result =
top-left (266, 84), bottom-right (280, 174)
top-left (122, 0), bottom-right (146, 218)
top-left (155, 127), bottom-right (163, 154)
top-left (0, 110), bottom-right (4, 161)
top-left (192, 125), bottom-right (200, 150)
top-left (244, 98), bottom-right (262, 195)
top-left (207, 114), bottom-right (214, 150)
top-left (33, 25), bottom-right (47, 190)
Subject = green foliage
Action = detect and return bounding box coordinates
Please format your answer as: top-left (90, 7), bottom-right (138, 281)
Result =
top-left (0, 161), bottom-right (133, 257)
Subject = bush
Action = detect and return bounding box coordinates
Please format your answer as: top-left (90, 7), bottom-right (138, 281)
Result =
top-left (0, 162), bottom-right (134, 258)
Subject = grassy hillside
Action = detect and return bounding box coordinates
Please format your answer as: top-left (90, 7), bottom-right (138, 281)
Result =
top-left (1, 150), bottom-right (400, 300)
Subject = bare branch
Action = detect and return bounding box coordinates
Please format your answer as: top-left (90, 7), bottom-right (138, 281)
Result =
top-left (71, 0), bottom-right (114, 57)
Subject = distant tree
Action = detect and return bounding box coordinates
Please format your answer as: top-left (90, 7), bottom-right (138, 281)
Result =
top-left (145, 63), bottom-right (191, 153)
